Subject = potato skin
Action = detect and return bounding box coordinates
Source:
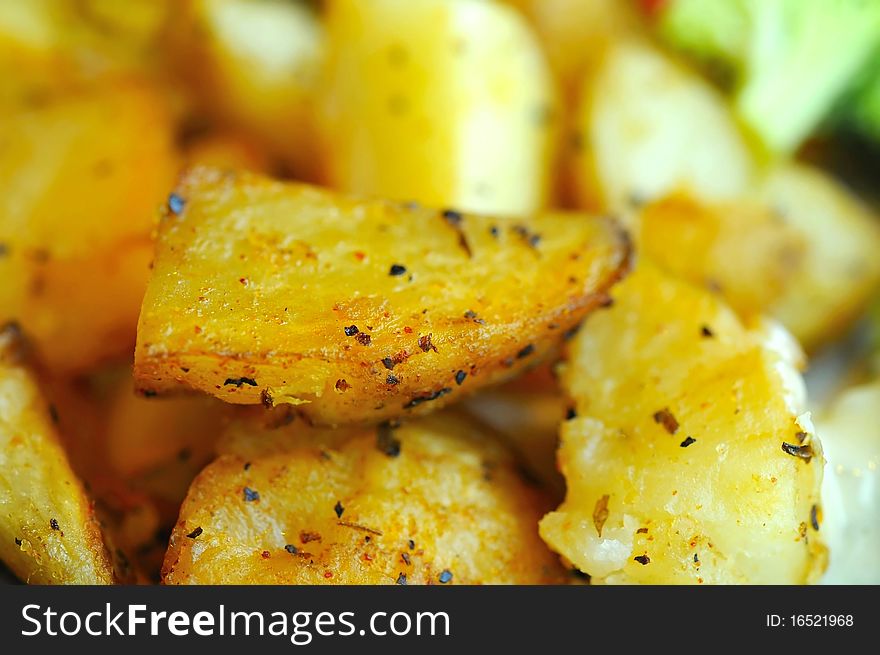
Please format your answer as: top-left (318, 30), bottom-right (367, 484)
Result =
top-left (0, 325), bottom-right (115, 584)
top-left (0, 78), bottom-right (177, 372)
top-left (162, 411), bottom-right (566, 584)
top-left (134, 167), bottom-right (631, 426)
top-left (540, 263), bottom-right (826, 584)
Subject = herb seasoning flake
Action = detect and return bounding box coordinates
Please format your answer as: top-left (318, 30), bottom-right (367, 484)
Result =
top-left (653, 408), bottom-right (679, 435)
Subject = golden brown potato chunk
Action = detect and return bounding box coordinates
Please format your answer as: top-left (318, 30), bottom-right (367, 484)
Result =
top-left (168, 0), bottom-right (323, 178)
top-left (0, 78), bottom-right (178, 372)
top-left (0, 325), bottom-right (115, 584)
top-left (760, 164), bottom-right (880, 350)
top-left (635, 164), bottom-right (880, 351)
top-left (540, 263), bottom-right (826, 584)
top-left (162, 411), bottom-right (565, 584)
top-left (637, 194), bottom-right (807, 321)
top-left (318, 0), bottom-right (558, 216)
top-left (134, 167), bottom-right (630, 426)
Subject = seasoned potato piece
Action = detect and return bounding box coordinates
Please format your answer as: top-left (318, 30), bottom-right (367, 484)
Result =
top-left (0, 325), bottom-right (115, 584)
top-left (163, 411), bottom-right (565, 584)
top-left (814, 382), bottom-right (880, 584)
top-left (540, 263), bottom-right (826, 584)
top-left (760, 164), bottom-right (880, 350)
top-left (464, 366), bottom-right (566, 497)
top-left (569, 39), bottom-right (755, 212)
top-left (635, 166), bottom-right (880, 351)
top-left (637, 194), bottom-right (806, 321)
top-left (319, 0), bottom-right (557, 215)
top-left (44, 366), bottom-right (229, 582)
top-left (0, 0), bottom-right (172, 85)
top-left (0, 79), bottom-right (178, 372)
top-left (134, 167), bottom-right (630, 426)
top-left (504, 0), bottom-right (643, 97)
top-left (170, 0), bottom-right (323, 177)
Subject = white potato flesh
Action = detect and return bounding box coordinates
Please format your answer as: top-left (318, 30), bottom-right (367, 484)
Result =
top-left (815, 382), bottom-right (880, 585)
top-left (570, 39), bottom-right (755, 211)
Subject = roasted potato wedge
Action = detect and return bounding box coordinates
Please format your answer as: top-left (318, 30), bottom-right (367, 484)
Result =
top-left (44, 366), bottom-right (230, 582)
top-left (636, 193), bottom-right (806, 321)
top-left (169, 0), bottom-right (323, 178)
top-left (814, 382), bottom-right (880, 584)
top-left (760, 164), bottom-right (880, 350)
top-left (318, 0), bottom-right (558, 215)
top-left (163, 411), bottom-right (565, 584)
top-left (134, 167), bottom-right (631, 426)
top-left (540, 262), bottom-right (826, 584)
top-left (0, 79), bottom-right (178, 372)
top-left (569, 39), bottom-right (755, 212)
top-left (0, 325), bottom-right (115, 584)
top-left (635, 165), bottom-right (880, 351)
top-left (504, 0), bottom-right (643, 97)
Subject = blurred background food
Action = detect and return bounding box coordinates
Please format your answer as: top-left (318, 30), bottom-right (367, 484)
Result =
top-left (0, 0), bottom-right (878, 585)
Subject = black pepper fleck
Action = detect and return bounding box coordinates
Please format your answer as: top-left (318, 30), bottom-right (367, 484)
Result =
top-left (386, 374), bottom-right (400, 386)
top-left (396, 572), bottom-right (407, 585)
top-left (438, 570), bottom-right (453, 584)
top-left (186, 527), bottom-right (203, 539)
top-left (344, 325), bottom-right (359, 337)
top-left (701, 325), bottom-right (714, 338)
top-left (442, 209), bottom-right (463, 225)
top-left (334, 501), bottom-right (344, 518)
top-left (49, 518), bottom-right (59, 531)
top-left (243, 487), bottom-right (260, 502)
top-left (285, 544), bottom-right (298, 554)
top-left (810, 504), bottom-right (820, 531)
top-left (516, 344), bottom-right (535, 359)
top-left (454, 370), bottom-right (466, 385)
top-left (680, 436), bottom-right (697, 448)
top-left (781, 442), bottom-right (813, 462)
top-left (634, 555), bottom-right (650, 565)
top-left (224, 377), bottom-right (257, 387)
top-left (389, 264), bottom-right (407, 276)
top-left (566, 407), bottom-right (577, 420)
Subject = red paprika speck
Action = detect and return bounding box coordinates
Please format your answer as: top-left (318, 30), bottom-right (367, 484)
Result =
top-left (354, 252), bottom-right (365, 261)
top-left (324, 571), bottom-right (333, 579)
top-left (404, 326), bottom-right (413, 334)
top-left (261, 550), bottom-right (270, 559)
